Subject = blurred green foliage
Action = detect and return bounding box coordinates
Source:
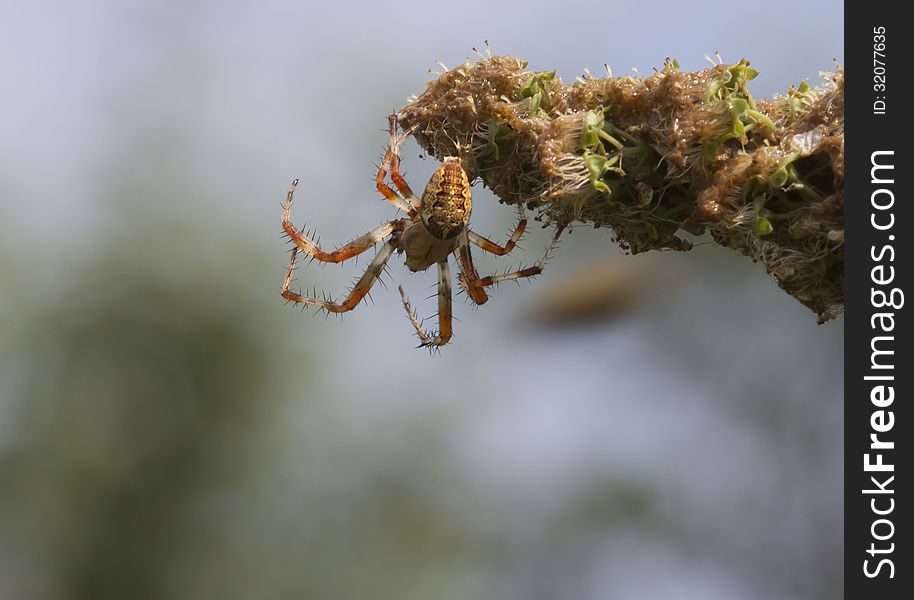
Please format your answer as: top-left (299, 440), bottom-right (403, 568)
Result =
top-left (0, 204), bottom-right (282, 598)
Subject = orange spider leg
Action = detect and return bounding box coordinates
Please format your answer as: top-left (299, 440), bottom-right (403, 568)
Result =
top-left (456, 231), bottom-right (489, 305)
top-left (385, 113), bottom-right (422, 208)
top-left (282, 240), bottom-right (397, 313)
top-left (468, 217), bottom-right (527, 256)
top-left (376, 114), bottom-right (419, 218)
top-left (398, 259), bottom-right (453, 347)
top-left (461, 225), bottom-right (564, 292)
top-left (283, 179), bottom-right (404, 262)
top-left (376, 155), bottom-right (415, 217)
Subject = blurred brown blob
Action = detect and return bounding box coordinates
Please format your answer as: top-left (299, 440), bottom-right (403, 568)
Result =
top-left (522, 259), bottom-right (678, 327)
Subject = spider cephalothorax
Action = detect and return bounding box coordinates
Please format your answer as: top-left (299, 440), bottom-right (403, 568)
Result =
top-left (280, 114), bottom-right (561, 348)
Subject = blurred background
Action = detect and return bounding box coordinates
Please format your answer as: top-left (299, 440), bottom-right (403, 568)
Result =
top-left (1, 1), bottom-right (843, 598)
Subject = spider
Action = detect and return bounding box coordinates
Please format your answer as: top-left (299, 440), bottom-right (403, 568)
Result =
top-left (281, 114), bottom-right (561, 348)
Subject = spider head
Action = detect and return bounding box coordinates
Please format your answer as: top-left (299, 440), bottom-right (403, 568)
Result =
top-left (419, 157), bottom-right (472, 240)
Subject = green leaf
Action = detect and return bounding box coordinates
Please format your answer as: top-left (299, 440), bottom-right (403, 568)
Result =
top-left (581, 111), bottom-right (604, 149)
top-left (584, 110), bottom-right (603, 130)
top-left (706, 81), bottom-right (721, 101)
top-left (518, 70), bottom-right (557, 116)
top-left (747, 109), bottom-right (775, 132)
top-left (593, 180), bottom-right (611, 194)
top-left (519, 70), bottom-right (556, 100)
top-left (754, 217), bottom-right (773, 236)
top-left (769, 154), bottom-right (799, 188)
top-left (584, 151), bottom-right (613, 196)
top-left (584, 151), bottom-right (608, 177)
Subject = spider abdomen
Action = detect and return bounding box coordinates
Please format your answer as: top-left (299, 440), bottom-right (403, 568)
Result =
top-left (401, 221), bottom-right (458, 272)
top-left (420, 157), bottom-right (471, 240)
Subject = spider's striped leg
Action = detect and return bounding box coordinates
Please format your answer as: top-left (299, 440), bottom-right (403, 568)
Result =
top-left (460, 225), bottom-right (564, 293)
top-left (282, 178), bottom-right (404, 262)
top-left (376, 155), bottom-right (416, 217)
top-left (384, 113), bottom-right (422, 212)
top-left (468, 216), bottom-right (527, 256)
top-left (455, 230), bottom-right (488, 305)
top-left (282, 240), bottom-right (396, 313)
top-left (376, 114), bottom-right (418, 218)
top-left (398, 259), bottom-right (453, 348)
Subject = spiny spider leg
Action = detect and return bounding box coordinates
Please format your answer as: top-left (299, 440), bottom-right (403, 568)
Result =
top-left (456, 231), bottom-right (488, 305)
top-left (283, 240), bottom-right (397, 313)
top-left (461, 225), bottom-right (564, 292)
top-left (458, 210), bottom-right (527, 305)
top-left (385, 113), bottom-right (422, 210)
top-left (398, 259), bottom-right (453, 347)
top-left (283, 179), bottom-right (404, 262)
top-left (468, 217), bottom-right (527, 256)
top-left (376, 157), bottom-right (415, 217)
top-left (375, 114), bottom-right (418, 218)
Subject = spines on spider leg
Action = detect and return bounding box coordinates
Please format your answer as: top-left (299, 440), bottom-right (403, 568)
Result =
top-left (433, 260), bottom-right (453, 346)
top-left (284, 214), bottom-right (400, 264)
top-left (465, 225), bottom-right (564, 290)
top-left (456, 233), bottom-right (489, 305)
top-left (398, 285), bottom-right (435, 347)
top-left (282, 240), bottom-right (396, 314)
top-left (535, 224), bottom-right (564, 270)
top-left (397, 282), bottom-right (451, 350)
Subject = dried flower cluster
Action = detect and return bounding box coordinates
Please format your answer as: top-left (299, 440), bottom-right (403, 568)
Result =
top-left (399, 55), bottom-right (844, 322)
